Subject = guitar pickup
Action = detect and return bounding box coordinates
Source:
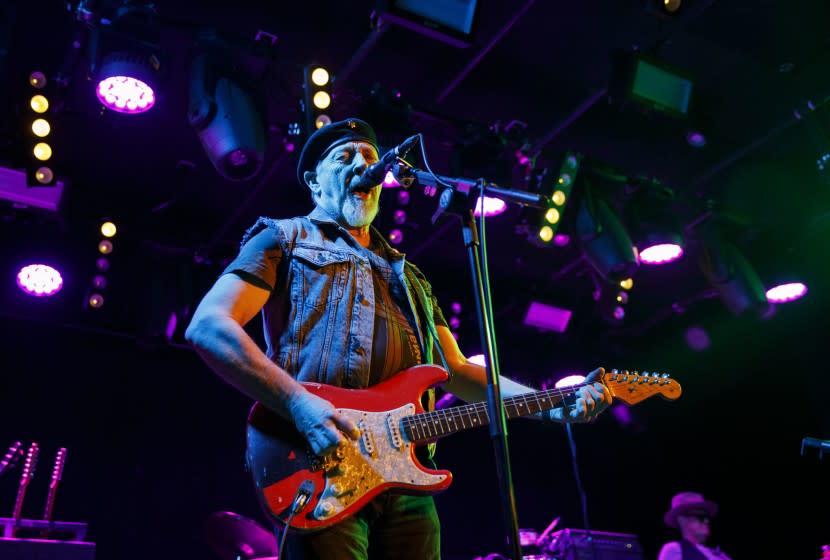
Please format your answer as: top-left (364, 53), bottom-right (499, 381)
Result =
top-left (358, 420), bottom-right (376, 456)
top-left (386, 414), bottom-right (404, 450)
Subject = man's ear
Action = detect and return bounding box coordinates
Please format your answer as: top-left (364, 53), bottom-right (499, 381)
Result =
top-left (303, 170), bottom-right (319, 197)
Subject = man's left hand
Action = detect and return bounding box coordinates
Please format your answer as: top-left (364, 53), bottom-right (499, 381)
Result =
top-left (548, 367), bottom-right (612, 423)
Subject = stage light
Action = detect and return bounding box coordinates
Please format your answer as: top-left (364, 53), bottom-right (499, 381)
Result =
top-left (388, 229), bottom-right (404, 245)
top-left (313, 91), bottom-right (331, 110)
top-left (553, 233), bottom-right (570, 247)
top-left (468, 354), bottom-right (487, 366)
top-left (766, 282), bottom-right (807, 303)
top-left (639, 243), bottom-right (684, 264)
top-left (29, 71), bottom-right (47, 89)
top-left (686, 130), bottom-right (706, 148)
top-left (31, 118), bottom-right (50, 137)
top-left (628, 184), bottom-right (685, 265)
top-left (523, 301), bottom-right (572, 333)
top-left (474, 196), bottom-right (507, 217)
top-left (303, 65), bottom-right (333, 137)
top-left (98, 240), bottom-right (113, 254)
top-left (699, 234), bottom-right (768, 316)
top-left (188, 55), bottom-right (265, 182)
top-left (383, 170), bottom-right (401, 187)
top-left (663, 0), bottom-right (681, 13)
top-left (92, 275), bottom-right (108, 290)
top-left (575, 190), bottom-right (638, 282)
top-left (311, 67), bottom-right (329, 86)
top-left (554, 374), bottom-right (586, 388)
top-left (34, 167), bottom-right (54, 184)
top-left (33, 142), bottom-right (52, 161)
top-left (393, 209), bottom-right (407, 224)
top-left (97, 75), bottom-right (155, 114)
top-left (95, 257), bottom-right (110, 272)
top-left (100, 221), bottom-right (117, 237)
top-left (90, 1), bottom-right (162, 116)
top-left (530, 152), bottom-right (581, 245)
top-left (16, 264), bottom-right (63, 297)
top-left (87, 293), bottom-right (105, 309)
top-left (30, 95), bottom-right (48, 113)
top-left (620, 277), bottom-right (634, 290)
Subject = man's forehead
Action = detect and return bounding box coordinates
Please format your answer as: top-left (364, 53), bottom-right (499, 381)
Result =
top-left (323, 140), bottom-right (378, 158)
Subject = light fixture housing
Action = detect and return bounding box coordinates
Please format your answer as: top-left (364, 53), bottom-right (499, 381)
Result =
top-left (96, 52), bottom-right (158, 114)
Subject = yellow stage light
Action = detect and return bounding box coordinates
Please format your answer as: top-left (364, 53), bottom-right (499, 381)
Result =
top-left (311, 67), bottom-right (329, 86)
top-left (33, 142), bottom-right (52, 161)
top-left (313, 91), bottom-right (331, 110)
top-left (31, 95), bottom-right (49, 113)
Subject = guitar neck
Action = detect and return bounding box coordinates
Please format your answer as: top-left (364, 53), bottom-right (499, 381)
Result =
top-left (12, 479), bottom-right (30, 522)
top-left (402, 384), bottom-right (581, 444)
top-left (43, 482), bottom-right (58, 522)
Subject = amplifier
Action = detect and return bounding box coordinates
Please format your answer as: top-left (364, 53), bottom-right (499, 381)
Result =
top-left (544, 528), bottom-right (642, 560)
top-left (0, 537), bottom-right (96, 560)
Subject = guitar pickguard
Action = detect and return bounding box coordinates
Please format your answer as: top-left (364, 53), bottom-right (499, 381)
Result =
top-left (310, 404), bottom-right (448, 521)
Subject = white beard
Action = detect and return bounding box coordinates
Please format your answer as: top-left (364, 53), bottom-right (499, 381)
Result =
top-left (341, 194), bottom-right (379, 228)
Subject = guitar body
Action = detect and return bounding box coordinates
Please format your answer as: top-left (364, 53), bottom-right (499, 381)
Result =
top-left (246, 365), bottom-right (682, 533)
top-left (246, 365), bottom-right (453, 532)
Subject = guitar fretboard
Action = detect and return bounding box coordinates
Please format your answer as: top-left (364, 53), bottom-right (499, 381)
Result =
top-left (401, 384), bottom-right (581, 443)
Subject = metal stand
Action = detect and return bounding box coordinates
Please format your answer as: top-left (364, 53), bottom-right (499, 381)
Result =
top-left (410, 168), bottom-right (549, 560)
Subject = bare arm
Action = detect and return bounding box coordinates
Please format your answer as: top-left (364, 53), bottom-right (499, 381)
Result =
top-left (436, 325), bottom-right (611, 422)
top-left (185, 274), bottom-right (358, 454)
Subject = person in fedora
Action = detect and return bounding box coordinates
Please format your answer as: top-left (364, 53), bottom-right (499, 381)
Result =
top-left (657, 491), bottom-right (732, 560)
top-left (186, 117), bottom-right (612, 559)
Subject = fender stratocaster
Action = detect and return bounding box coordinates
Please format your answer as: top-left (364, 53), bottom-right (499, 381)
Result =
top-left (246, 366), bottom-right (681, 532)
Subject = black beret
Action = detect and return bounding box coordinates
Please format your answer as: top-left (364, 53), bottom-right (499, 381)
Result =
top-left (296, 118), bottom-right (378, 186)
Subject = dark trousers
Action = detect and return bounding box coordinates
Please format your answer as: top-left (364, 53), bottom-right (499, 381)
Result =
top-left (282, 493), bottom-right (440, 560)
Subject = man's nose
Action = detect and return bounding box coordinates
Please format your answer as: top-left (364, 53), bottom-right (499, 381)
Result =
top-left (352, 153), bottom-right (369, 174)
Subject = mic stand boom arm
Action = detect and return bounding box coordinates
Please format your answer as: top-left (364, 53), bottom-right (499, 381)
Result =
top-left (404, 167), bottom-right (550, 560)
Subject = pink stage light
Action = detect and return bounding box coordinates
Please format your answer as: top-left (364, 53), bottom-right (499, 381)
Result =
top-left (474, 196), bottom-right (507, 217)
top-left (17, 264), bottom-right (63, 296)
top-left (97, 76), bottom-right (156, 114)
top-left (639, 243), bottom-right (684, 264)
top-left (766, 282), bottom-right (807, 303)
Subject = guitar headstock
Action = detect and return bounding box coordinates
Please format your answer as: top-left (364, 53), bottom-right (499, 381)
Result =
top-left (1, 441), bottom-right (24, 472)
top-left (21, 442), bottom-right (40, 483)
top-left (50, 448), bottom-right (67, 488)
top-left (605, 369), bottom-right (682, 404)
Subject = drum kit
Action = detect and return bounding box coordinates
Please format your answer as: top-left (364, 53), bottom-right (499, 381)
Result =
top-left (204, 511), bottom-right (278, 560)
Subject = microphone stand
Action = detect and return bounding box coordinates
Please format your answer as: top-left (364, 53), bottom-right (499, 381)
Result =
top-left (404, 167), bottom-right (549, 560)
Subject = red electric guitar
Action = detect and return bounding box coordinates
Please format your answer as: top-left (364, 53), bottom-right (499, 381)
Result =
top-left (246, 366), bottom-right (681, 532)
top-left (41, 447), bottom-right (67, 538)
top-left (11, 442), bottom-right (39, 537)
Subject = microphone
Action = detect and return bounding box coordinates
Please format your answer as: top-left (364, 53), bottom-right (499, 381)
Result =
top-left (350, 134), bottom-right (420, 191)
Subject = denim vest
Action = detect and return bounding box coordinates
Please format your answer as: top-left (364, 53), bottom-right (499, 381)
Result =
top-left (242, 206), bottom-right (441, 389)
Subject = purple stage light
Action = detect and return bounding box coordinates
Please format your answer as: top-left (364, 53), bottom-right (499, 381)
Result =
top-left (553, 233), bottom-right (570, 247)
top-left (523, 301), bottom-right (572, 333)
top-left (554, 374), bottom-right (586, 388)
top-left (97, 76), bottom-right (156, 114)
top-left (474, 196), bottom-right (507, 217)
top-left (639, 243), bottom-right (684, 264)
top-left (17, 264), bottom-right (63, 296)
top-left (766, 282), bottom-right (807, 303)
top-left (383, 170), bottom-right (400, 187)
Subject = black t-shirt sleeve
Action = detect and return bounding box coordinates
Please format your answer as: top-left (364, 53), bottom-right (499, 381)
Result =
top-left (221, 228), bottom-right (283, 291)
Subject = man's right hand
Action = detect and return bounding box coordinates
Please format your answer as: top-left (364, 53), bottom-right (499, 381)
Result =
top-left (287, 389), bottom-right (360, 456)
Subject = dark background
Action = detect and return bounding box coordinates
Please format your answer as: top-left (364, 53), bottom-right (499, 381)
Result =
top-left (1, 1), bottom-right (829, 559)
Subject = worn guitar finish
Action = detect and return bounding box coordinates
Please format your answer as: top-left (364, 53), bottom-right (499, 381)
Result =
top-left (246, 365), bottom-right (681, 532)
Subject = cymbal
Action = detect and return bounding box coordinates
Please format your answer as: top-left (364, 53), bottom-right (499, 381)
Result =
top-left (205, 511), bottom-right (278, 560)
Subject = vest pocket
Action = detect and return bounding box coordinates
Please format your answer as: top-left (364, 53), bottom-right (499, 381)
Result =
top-left (290, 246), bottom-right (351, 310)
